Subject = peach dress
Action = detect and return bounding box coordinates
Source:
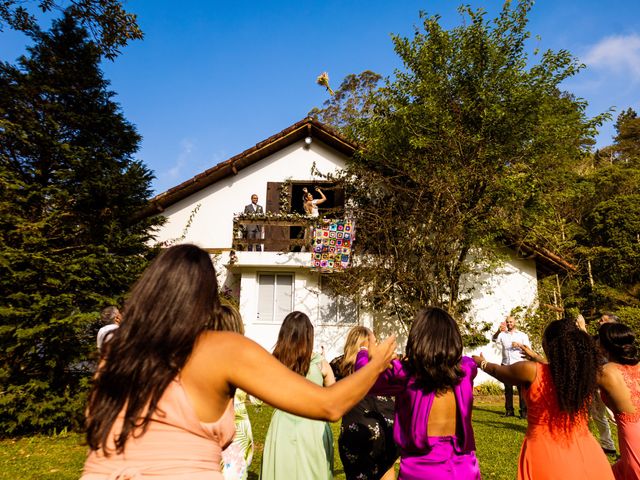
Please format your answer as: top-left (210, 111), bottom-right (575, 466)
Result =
top-left (604, 364), bottom-right (640, 480)
top-left (82, 379), bottom-right (236, 479)
top-left (517, 363), bottom-right (614, 480)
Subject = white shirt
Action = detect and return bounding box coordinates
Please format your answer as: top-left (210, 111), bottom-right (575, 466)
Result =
top-left (97, 324), bottom-right (119, 351)
top-left (495, 330), bottom-right (530, 365)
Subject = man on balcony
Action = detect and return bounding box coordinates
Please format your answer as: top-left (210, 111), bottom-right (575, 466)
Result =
top-left (244, 194), bottom-right (263, 251)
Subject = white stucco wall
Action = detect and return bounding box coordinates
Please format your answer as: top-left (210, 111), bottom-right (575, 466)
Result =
top-left (152, 138), bottom-right (362, 360)
top-left (151, 135), bottom-right (541, 374)
top-left (463, 251), bottom-right (539, 383)
top-left (153, 139), bottom-right (347, 249)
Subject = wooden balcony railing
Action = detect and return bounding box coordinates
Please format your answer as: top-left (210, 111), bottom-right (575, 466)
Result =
top-left (233, 214), bottom-right (314, 252)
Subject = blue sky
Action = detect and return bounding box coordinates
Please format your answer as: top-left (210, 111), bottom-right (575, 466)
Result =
top-left (2, 1), bottom-right (640, 194)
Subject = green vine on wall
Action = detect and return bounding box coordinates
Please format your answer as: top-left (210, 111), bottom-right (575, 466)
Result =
top-left (156, 203), bottom-right (202, 247)
top-left (280, 177), bottom-right (292, 213)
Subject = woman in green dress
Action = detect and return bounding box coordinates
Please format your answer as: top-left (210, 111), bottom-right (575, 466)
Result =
top-left (261, 311), bottom-right (336, 480)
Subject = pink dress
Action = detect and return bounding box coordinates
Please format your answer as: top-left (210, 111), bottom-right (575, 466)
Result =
top-left (604, 364), bottom-right (640, 480)
top-left (82, 379), bottom-right (236, 479)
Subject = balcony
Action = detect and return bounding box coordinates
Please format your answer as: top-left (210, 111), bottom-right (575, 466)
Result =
top-left (232, 213), bottom-right (314, 252)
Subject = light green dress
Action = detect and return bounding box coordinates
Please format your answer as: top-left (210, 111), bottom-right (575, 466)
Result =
top-left (260, 353), bottom-right (334, 480)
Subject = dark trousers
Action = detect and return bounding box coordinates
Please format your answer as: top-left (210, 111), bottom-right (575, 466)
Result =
top-left (504, 382), bottom-right (526, 416)
top-left (247, 229), bottom-right (262, 251)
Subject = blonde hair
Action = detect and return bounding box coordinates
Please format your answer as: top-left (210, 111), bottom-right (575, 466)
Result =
top-left (219, 304), bottom-right (244, 335)
top-left (338, 326), bottom-right (371, 377)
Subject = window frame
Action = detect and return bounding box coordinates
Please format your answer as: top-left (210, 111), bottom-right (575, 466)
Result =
top-left (256, 271), bottom-right (295, 324)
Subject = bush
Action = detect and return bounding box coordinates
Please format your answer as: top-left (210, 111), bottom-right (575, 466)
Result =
top-left (474, 380), bottom-right (504, 396)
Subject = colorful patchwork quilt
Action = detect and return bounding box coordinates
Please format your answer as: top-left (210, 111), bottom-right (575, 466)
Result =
top-left (310, 219), bottom-right (355, 272)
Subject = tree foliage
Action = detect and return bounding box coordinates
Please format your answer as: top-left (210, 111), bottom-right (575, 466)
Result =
top-left (0, 0), bottom-right (142, 59)
top-left (0, 13), bottom-right (159, 435)
top-left (313, 2), bottom-right (602, 343)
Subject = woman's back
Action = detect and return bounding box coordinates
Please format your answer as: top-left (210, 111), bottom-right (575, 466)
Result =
top-left (82, 379), bottom-right (236, 479)
top-left (524, 363), bottom-right (590, 436)
top-left (261, 354), bottom-right (334, 480)
top-left (518, 362), bottom-right (614, 480)
top-left (427, 390), bottom-right (458, 437)
top-left (602, 363), bottom-right (640, 480)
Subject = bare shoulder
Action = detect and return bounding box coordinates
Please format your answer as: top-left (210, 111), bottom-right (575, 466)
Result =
top-left (513, 360), bottom-right (538, 383)
top-left (598, 362), bottom-right (627, 390)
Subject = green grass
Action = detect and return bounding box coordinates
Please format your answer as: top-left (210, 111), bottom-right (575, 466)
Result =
top-left (0, 399), bottom-right (615, 480)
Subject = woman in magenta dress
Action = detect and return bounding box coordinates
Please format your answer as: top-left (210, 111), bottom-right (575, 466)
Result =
top-left (356, 307), bottom-right (480, 480)
top-left (598, 322), bottom-right (640, 480)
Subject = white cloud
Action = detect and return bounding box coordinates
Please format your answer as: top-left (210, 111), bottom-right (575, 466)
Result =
top-left (582, 34), bottom-right (640, 80)
top-left (165, 139), bottom-right (195, 180)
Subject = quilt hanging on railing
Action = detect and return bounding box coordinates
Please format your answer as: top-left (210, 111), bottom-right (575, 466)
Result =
top-left (310, 219), bottom-right (355, 272)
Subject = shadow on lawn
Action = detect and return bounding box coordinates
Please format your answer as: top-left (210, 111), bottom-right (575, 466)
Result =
top-left (473, 407), bottom-right (528, 434)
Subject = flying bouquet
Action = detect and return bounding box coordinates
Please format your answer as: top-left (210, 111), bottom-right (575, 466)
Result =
top-left (316, 72), bottom-right (334, 96)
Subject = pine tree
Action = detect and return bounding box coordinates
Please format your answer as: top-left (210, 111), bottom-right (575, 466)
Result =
top-left (0, 12), bottom-right (159, 434)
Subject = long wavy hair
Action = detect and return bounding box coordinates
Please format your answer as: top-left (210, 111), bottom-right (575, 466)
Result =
top-left (543, 319), bottom-right (599, 418)
top-left (219, 304), bottom-right (244, 335)
top-left (336, 326), bottom-right (371, 378)
top-left (599, 322), bottom-right (639, 365)
top-left (403, 307), bottom-right (464, 393)
top-left (86, 245), bottom-right (221, 453)
top-left (272, 311), bottom-right (314, 376)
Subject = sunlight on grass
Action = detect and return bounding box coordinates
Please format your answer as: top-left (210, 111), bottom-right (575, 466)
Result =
top-left (0, 399), bottom-right (616, 480)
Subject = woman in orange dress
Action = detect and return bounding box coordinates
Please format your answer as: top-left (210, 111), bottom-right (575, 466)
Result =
top-left (598, 322), bottom-right (640, 480)
top-left (473, 319), bottom-right (614, 480)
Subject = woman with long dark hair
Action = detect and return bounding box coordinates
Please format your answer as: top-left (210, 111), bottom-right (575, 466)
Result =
top-left (331, 326), bottom-right (398, 480)
top-left (81, 245), bottom-right (396, 479)
top-left (356, 307), bottom-right (480, 480)
top-left (598, 322), bottom-right (640, 479)
top-left (261, 311), bottom-right (336, 480)
top-left (473, 319), bottom-right (614, 480)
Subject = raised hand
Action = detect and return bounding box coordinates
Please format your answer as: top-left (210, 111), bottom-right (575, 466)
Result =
top-left (368, 335), bottom-right (396, 371)
top-left (472, 353), bottom-right (486, 368)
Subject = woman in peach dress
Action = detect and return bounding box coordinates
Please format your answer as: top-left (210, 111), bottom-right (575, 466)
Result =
top-left (81, 245), bottom-right (396, 479)
top-left (474, 319), bottom-right (614, 480)
top-left (598, 322), bottom-right (640, 480)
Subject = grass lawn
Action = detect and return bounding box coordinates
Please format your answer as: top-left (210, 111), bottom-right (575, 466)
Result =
top-left (0, 399), bottom-right (615, 480)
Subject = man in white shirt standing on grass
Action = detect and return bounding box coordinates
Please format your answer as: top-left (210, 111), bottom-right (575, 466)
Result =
top-left (493, 315), bottom-right (530, 419)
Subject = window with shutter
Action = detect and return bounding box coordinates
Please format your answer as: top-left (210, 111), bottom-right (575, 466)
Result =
top-left (257, 273), bottom-right (294, 323)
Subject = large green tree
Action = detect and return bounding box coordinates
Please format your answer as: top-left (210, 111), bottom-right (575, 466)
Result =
top-left (0, 0), bottom-right (142, 59)
top-left (313, 2), bottom-right (603, 341)
top-left (0, 13), bottom-right (158, 434)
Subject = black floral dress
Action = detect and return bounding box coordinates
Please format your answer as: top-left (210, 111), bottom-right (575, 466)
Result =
top-left (331, 355), bottom-right (399, 480)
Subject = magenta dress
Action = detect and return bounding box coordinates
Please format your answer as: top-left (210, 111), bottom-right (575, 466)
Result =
top-left (356, 351), bottom-right (480, 480)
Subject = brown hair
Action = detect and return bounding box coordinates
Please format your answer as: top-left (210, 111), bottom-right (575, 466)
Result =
top-left (404, 307), bottom-right (463, 393)
top-left (100, 306), bottom-right (120, 325)
top-left (336, 326), bottom-right (371, 378)
top-left (86, 245), bottom-right (221, 454)
top-left (272, 311), bottom-right (314, 376)
top-left (219, 304), bottom-right (244, 335)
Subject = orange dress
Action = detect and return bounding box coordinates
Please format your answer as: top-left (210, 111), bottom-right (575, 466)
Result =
top-left (517, 363), bottom-right (614, 480)
top-left (603, 364), bottom-right (640, 480)
top-left (82, 378), bottom-right (236, 479)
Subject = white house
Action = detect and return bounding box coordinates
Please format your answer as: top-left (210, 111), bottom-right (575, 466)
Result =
top-left (141, 118), bottom-right (574, 375)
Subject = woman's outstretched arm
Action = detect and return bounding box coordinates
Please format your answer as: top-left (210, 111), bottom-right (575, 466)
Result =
top-left (182, 331), bottom-right (396, 423)
top-left (471, 353), bottom-right (537, 387)
top-left (314, 187), bottom-right (327, 205)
